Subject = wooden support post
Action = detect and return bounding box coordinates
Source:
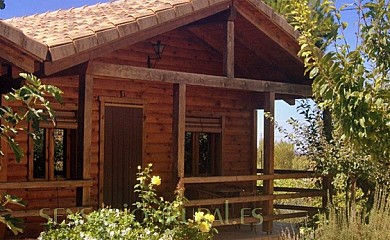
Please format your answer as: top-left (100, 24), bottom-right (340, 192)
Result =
top-left (77, 65), bottom-right (93, 206)
top-left (223, 7), bottom-right (236, 78)
top-left (172, 84), bottom-right (186, 183)
top-left (263, 92), bottom-right (275, 233)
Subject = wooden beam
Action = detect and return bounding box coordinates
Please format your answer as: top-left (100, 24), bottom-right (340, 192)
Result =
top-left (263, 91), bottom-right (275, 233)
top-left (11, 66), bottom-right (22, 79)
top-left (283, 99), bottom-right (295, 105)
top-left (0, 180), bottom-right (94, 189)
top-left (223, 7), bottom-right (236, 78)
top-left (43, 1), bottom-right (231, 75)
top-left (172, 84), bottom-right (186, 179)
top-left (185, 191), bottom-right (325, 207)
top-left (273, 204), bottom-right (322, 212)
top-left (0, 65), bottom-right (8, 76)
top-left (0, 42), bottom-right (37, 73)
top-left (188, 26), bottom-right (252, 79)
top-left (77, 64), bottom-right (94, 206)
top-left (91, 63), bottom-right (312, 96)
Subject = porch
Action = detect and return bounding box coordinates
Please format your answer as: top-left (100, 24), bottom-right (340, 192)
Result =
top-left (183, 169), bottom-right (329, 234)
top-left (215, 222), bottom-right (298, 240)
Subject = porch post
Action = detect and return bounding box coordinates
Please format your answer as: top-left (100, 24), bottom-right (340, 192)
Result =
top-left (77, 64), bottom-right (93, 206)
top-left (223, 7), bottom-right (236, 78)
top-left (172, 84), bottom-right (186, 184)
top-left (263, 92), bottom-right (275, 233)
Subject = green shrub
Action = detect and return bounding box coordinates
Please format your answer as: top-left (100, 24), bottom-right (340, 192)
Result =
top-left (38, 164), bottom-right (217, 240)
top-left (0, 194), bottom-right (25, 235)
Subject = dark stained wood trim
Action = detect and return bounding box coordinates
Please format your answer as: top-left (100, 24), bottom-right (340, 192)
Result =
top-left (263, 91), bottom-right (275, 233)
top-left (0, 180), bottom-right (94, 189)
top-left (252, 109), bottom-right (258, 176)
top-left (223, 7), bottom-right (235, 78)
top-left (0, 40), bottom-right (40, 73)
top-left (43, 1), bottom-right (231, 75)
top-left (77, 64), bottom-right (94, 206)
top-left (91, 62), bottom-right (312, 96)
top-left (98, 98), bottom-right (106, 207)
top-left (172, 84), bottom-right (186, 179)
top-left (98, 96), bottom-right (146, 206)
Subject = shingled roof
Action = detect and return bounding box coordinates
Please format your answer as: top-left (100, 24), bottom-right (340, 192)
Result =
top-left (0, 0), bottom-right (298, 66)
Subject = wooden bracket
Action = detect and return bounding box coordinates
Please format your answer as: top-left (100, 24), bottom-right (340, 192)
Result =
top-left (227, 6), bottom-right (237, 21)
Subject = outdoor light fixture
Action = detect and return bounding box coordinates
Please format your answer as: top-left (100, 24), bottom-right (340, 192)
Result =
top-left (147, 40), bottom-right (165, 69)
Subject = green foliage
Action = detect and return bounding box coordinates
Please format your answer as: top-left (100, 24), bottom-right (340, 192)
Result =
top-left (0, 73), bottom-right (63, 163)
top-left (287, 0), bottom-right (390, 162)
top-left (0, 74), bottom-right (62, 235)
top-left (263, 0), bottom-right (337, 47)
top-left (0, 0), bottom-right (4, 10)
top-left (282, 187), bottom-right (390, 240)
top-left (282, 101), bottom-right (387, 209)
top-left (258, 139), bottom-right (312, 170)
top-left (0, 194), bottom-right (26, 235)
top-left (39, 164), bottom-right (217, 240)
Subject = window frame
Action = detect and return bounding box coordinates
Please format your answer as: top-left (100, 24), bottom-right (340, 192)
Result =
top-left (184, 116), bottom-right (224, 177)
top-left (28, 109), bottom-right (78, 181)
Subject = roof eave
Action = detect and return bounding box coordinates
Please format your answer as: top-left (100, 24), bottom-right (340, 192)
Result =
top-left (0, 21), bottom-right (48, 61)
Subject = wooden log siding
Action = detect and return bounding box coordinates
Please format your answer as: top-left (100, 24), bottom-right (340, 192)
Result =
top-left (0, 76), bottom-right (83, 237)
top-left (94, 28), bottom-right (224, 76)
top-left (91, 78), bottom-right (259, 196)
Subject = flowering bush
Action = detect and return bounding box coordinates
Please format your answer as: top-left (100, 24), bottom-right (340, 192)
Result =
top-left (39, 164), bottom-right (217, 239)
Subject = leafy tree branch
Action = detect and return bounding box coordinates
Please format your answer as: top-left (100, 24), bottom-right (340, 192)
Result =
top-left (287, 0), bottom-right (390, 162)
top-left (0, 73), bottom-right (63, 163)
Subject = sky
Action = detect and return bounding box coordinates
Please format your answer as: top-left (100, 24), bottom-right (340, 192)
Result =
top-left (0, 0), bottom-right (359, 144)
top-left (0, 0), bottom-right (109, 19)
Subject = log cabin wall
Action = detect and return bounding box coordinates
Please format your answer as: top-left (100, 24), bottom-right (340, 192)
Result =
top-left (2, 25), bottom-right (261, 238)
top-left (3, 75), bottom-right (80, 237)
top-left (94, 28), bottom-right (224, 76)
top-left (92, 78), bottom-right (260, 198)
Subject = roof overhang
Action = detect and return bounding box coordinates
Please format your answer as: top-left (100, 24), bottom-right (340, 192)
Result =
top-left (0, 0), bottom-right (302, 76)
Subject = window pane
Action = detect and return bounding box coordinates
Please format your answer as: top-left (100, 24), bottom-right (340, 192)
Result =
top-left (198, 133), bottom-right (210, 174)
top-left (54, 129), bottom-right (66, 178)
top-left (33, 128), bottom-right (46, 179)
top-left (184, 132), bottom-right (193, 176)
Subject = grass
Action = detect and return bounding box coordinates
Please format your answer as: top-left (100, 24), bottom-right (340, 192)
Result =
top-left (281, 188), bottom-right (390, 240)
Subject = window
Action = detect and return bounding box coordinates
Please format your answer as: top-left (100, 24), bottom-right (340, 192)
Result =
top-left (29, 110), bottom-right (78, 180)
top-left (184, 116), bottom-right (223, 177)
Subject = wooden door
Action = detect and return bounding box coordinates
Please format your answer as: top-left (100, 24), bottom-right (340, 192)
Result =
top-left (103, 105), bottom-right (143, 209)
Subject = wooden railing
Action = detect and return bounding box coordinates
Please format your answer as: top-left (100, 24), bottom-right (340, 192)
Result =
top-left (183, 169), bottom-right (329, 227)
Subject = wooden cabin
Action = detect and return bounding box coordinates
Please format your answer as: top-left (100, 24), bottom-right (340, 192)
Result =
top-left (0, 0), bottom-right (321, 238)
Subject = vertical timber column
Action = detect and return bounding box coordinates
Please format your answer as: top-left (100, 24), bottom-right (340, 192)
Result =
top-left (172, 84), bottom-right (186, 193)
top-left (77, 65), bottom-right (93, 206)
top-left (263, 92), bottom-right (275, 233)
top-left (223, 7), bottom-right (236, 78)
